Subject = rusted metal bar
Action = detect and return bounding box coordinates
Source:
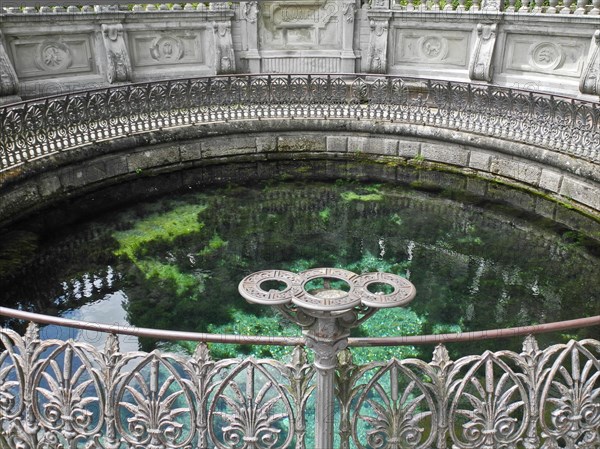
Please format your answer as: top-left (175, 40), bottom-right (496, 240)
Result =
top-left (1, 306), bottom-right (598, 347)
top-left (0, 306), bottom-right (304, 345)
top-left (347, 315), bottom-right (600, 346)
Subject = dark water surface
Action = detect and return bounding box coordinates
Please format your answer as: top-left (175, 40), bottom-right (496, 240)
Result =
top-left (1, 162), bottom-right (599, 360)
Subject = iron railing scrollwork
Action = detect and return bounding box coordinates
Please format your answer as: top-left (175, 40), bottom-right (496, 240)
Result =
top-left (0, 323), bottom-right (598, 448)
top-left (1, 75), bottom-right (599, 173)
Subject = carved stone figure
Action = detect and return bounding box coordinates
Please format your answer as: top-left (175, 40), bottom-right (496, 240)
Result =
top-left (580, 30), bottom-right (600, 96)
top-left (368, 19), bottom-right (389, 74)
top-left (469, 23), bottom-right (498, 83)
top-left (0, 31), bottom-right (18, 97)
top-left (343, 1), bottom-right (356, 22)
top-left (213, 21), bottom-right (235, 74)
top-left (243, 1), bottom-right (258, 23)
top-left (101, 24), bottom-right (132, 84)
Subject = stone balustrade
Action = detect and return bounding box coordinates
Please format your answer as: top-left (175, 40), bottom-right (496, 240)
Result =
top-left (0, 0), bottom-right (598, 103)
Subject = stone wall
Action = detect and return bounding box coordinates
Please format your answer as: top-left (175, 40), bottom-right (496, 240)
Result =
top-left (0, 1), bottom-right (598, 102)
top-left (1, 121), bottom-right (598, 228)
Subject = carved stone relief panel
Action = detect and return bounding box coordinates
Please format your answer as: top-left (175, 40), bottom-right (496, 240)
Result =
top-left (469, 23), bottom-right (498, 82)
top-left (101, 24), bottom-right (132, 84)
top-left (580, 30), bottom-right (600, 96)
top-left (258, 0), bottom-right (343, 50)
top-left (391, 28), bottom-right (471, 68)
top-left (503, 34), bottom-right (588, 78)
top-left (128, 30), bottom-right (205, 69)
top-left (8, 34), bottom-right (96, 80)
top-left (0, 31), bottom-right (18, 96)
top-left (213, 21), bottom-right (236, 73)
top-left (368, 18), bottom-right (390, 73)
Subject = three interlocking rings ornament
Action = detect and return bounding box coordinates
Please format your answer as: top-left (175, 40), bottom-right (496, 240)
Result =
top-left (239, 268), bottom-right (416, 312)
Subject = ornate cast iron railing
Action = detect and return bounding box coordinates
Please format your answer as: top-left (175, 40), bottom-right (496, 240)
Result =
top-left (0, 269), bottom-right (599, 449)
top-left (1, 74), bottom-right (599, 173)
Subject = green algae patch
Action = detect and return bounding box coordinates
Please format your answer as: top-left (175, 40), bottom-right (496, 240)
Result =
top-left (199, 234), bottom-right (227, 257)
top-left (136, 260), bottom-right (202, 296)
top-left (113, 203), bottom-right (207, 261)
top-left (341, 191), bottom-right (384, 202)
top-left (319, 207), bottom-right (331, 223)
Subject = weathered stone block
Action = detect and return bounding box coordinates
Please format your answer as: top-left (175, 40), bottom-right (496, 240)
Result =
top-left (0, 184), bottom-right (39, 219)
top-left (326, 136), bottom-right (348, 153)
top-left (347, 136), bottom-right (370, 154)
top-left (256, 136), bottom-right (277, 153)
top-left (465, 177), bottom-right (488, 196)
top-left (539, 169), bottom-right (562, 193)
top-left (38, 175), bottom-right (62, 197)
top-left (469, 150), bottom-right (492, 171)
top-left (560, 177), bottom-right (600, 210)
top-left (179, 142), bottom-right (203, 162)
top-left (534, 197), bottom-right (557, 220)
top-left (397, 141), bottom-right (420, 158)
top-left (202, 136), bottom-right (256, 158)
top-left (277, 135), bottom-right (326, 152)
top-left (490, 158), bottom-right (541, 185)
top-left (86, 156), bottom-right (129, 183)
top-left (365, 138), bottom-right (398, 156)
top-left (128, 147), bottom-right (181, 171)
top-left (421, 143), bottom-right (469, 166)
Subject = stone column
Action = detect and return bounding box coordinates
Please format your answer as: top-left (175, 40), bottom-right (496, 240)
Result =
top-left (469, 23), bottom-right (498, 83)
top-left (580, 30), bottom-right (600, 96)
top-left (101, 24), bottom-right (132, 84)
top-left (340, 0), bottom-right (359, 73)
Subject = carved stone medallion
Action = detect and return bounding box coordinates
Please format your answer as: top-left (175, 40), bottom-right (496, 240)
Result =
top-left (419, 36), bottom-right (448, 61)
top-left (150, 35), bottom-right (184, 62)
top-left (36, 41), bottom-right (72, 71)
top-left (530, 42), bottom-right (563, 70)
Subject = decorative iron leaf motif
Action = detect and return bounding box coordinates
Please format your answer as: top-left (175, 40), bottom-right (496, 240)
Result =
top-left (449, 352), bottom-right (529, 449)
top-left (32, 342), bottom-right (104, 445)
top-left (540, 339), bottom-right (600, 449)
top-left (115, 353), bottom-right (196, 449)
top-left (0, 322), bottom-right (598, 448)
top-left (352, 359), bottom-right (437, 449)
top-left (209, 358), bottom-right (295, 449)
top-left (0, 330), bottom-right (25, 423)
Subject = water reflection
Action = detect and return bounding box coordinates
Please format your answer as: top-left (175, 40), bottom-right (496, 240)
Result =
top-left (1, 164), bottom-right (598, 359)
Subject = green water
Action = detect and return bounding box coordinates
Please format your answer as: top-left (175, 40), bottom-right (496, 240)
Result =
top-left (1, 175), bottom-right (599, 361)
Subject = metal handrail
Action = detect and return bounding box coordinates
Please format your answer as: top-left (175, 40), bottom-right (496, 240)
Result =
top-left (1, 306), bottom-right (598, 347)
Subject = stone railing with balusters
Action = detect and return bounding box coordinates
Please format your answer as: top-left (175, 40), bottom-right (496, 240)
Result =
top-left (0, 269), bottom-right (599, 449)
top-left (388, 0), bottom-right (599, 14)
